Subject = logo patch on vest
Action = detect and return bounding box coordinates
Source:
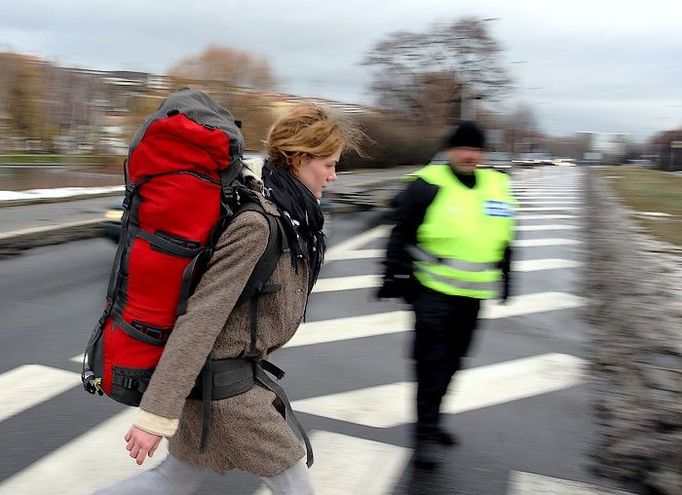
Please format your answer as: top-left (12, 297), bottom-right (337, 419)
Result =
top-left (483, 200), bottom-right (513, 217)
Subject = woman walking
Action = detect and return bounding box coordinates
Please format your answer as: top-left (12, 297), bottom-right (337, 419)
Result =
top-left (96, 103), bottom-right (362, 495)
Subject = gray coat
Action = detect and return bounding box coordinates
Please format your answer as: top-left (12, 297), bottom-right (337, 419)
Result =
top-left (137, 194), bottom-right (309, 477)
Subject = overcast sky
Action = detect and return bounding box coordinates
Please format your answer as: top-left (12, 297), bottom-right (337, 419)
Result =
top-left (2, 0), bottom-right (680, 141)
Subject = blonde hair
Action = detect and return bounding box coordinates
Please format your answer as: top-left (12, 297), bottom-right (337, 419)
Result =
top-left (265, 103), bottom-right (364, 171)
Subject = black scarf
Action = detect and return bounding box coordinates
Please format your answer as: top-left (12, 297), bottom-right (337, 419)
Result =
top-left (262, 163), bottom-right (325, 290)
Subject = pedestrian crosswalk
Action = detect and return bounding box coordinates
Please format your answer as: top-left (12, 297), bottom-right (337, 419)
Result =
top-left (285, 292), bottom-right (585, 348)
top-left (291, 353), bottom-right (585, 429)
top-left (0, 168), bottom-right (620, 495)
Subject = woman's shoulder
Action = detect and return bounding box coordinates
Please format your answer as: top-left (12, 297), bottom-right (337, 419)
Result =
top-left (215, 193), bottom-right (279, 248)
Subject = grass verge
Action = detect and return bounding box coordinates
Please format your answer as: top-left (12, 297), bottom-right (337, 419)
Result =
top-left (596, 166), bottom-right (682, 248)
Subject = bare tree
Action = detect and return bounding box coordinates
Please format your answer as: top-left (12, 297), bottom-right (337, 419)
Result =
top-left (167, 45), bottom-right (277, 91)
top-left (362, 17), bottom-right (511, 124)
top-left (510, 103), bottom-right (539, 133)
top-left (1, 54), bottom-right (56, 149)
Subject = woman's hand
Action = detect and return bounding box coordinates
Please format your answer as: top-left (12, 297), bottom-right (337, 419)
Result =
top-left (124, 425), bottom-right (162, 465)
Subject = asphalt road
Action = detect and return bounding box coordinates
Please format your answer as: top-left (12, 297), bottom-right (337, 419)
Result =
top-left (0, 167), bottom-right (636, 494)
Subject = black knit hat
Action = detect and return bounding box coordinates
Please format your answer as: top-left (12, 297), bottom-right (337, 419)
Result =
top-left (444, 121), bottom-right (486, 149)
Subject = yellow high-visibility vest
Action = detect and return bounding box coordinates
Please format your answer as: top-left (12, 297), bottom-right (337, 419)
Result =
top-left (411, 164), bottom-right (515, 299)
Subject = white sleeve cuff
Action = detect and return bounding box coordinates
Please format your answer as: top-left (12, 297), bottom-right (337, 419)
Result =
top-left (134, 409), bottom-right (179, 437)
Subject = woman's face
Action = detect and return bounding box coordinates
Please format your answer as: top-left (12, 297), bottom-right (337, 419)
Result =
top-left (294, 149), bottom-right (341, 199)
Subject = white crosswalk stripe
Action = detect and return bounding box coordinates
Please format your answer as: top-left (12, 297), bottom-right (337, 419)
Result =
top-left (313, 259), bottom-right (581, 293)
top-left (516, 224), bottom-right (578, 231)
top-left (0, 409), bottom-right (168, 495)
top-left (327, 237), bottom-right (580, 260)
top-left (325, 225), bottom-right (391, 259)
top-left (286, 292), bottom-right (585, 348)
top-left (325, 248), bottom-right (384, 261)
top-left (292, 353), bottom-right (585, 428)
top-left (325, 222), bottom-right (581, 263)
top-left (512, 190), bottom-right (582, 194)
top-left (513, 258), bottom-right (581, 271)
top-left (517, 206), bottom-right (579, 212)
top-left (313, 274), bottom-right (382, 293)
top-left (515, 201), bottom-right (579, 205)
top-left (513, 238), bottom-right (581, 247)
top-left (515, 194), bottom-right (581, 197)
top-left (254, 431), bottom-right (411, 495)
top-left (517, 200), bottom-right (580, 204)
top-left (506, 471), bottom-right (634, 495)
top-left (0, 365), bottom-right (79, 423)
top-left (518, 214), bottom-right (577, 220)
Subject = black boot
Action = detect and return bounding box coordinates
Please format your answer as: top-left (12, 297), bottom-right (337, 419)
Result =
top-left (413, 426), bottom-right (442, 469)
top-left (435, 426), bottom-right (458, 447)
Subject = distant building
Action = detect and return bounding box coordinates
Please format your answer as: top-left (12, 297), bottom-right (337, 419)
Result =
top-left (576, 131), bottom-right (631, 163)
top-left (651, 129), bottom-right (682, 171)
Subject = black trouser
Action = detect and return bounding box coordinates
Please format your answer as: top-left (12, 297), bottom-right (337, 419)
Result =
top-left (412, 285), bottom-right (481, 435)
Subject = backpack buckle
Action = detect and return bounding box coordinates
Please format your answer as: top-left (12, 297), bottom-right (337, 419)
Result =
top-left (122, 184), bottom-right (135, 210)
top-left (82, 372), bottom-right (103, 396)
top-left (121, 377), bottom-right (137, 390)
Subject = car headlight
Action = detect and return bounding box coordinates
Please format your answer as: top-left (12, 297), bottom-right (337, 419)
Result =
top-left (104, 210), bottom-right (123, 222)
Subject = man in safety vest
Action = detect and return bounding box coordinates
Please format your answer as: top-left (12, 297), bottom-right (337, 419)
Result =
top-left (378, 121), bottom-right (515, 469)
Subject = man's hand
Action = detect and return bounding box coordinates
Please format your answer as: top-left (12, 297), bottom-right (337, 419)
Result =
top-left (377, 274), bottom-right (419, 303)
top-left (377, 278), bottom-right (403, 300)
top-left (377, 274), bottom-right (414, 300)
top-left (125, 425), bottom-right (162, 465)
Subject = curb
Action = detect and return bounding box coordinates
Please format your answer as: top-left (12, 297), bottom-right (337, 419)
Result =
top-left (0, 191), bottom-right (123, 208)
top-left (0, 219), bottom-right (106, 256)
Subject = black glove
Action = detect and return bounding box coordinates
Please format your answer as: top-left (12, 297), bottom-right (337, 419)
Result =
top-left (377, 277), bottom-right (404, 300)
top-left (377, 274), bottom-right (417, 302)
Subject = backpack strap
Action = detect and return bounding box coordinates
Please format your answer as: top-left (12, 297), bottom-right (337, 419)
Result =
top-left (234, 202), bottom-right (285, 356)
top-left (197, 200), bottom-right (285, 452)
top-left (236, 202), bottom-right (284, 305)
top-left (191, 358), bottom-right (314, 467)
top-left (255, 361), bottom-right (314, 467)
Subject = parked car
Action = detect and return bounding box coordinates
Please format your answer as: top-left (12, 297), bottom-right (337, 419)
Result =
top-left (102, 201), bottom-right (124, 243)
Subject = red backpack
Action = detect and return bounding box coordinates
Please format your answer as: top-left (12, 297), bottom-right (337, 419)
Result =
top-left (81, 88), bottom-right (280, 406)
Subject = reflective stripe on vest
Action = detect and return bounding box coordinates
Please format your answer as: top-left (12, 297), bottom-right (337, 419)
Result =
top-left (415, 262), bottom-right (498, 293)
top-left (407, 245), bottom-right (497, 273)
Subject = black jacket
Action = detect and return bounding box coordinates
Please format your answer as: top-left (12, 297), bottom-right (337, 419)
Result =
top-left (380, 168), bottom-right (512, 301)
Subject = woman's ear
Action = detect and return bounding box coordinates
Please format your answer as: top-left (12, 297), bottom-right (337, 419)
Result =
top-left (291, 153), bottom-right (308, 171)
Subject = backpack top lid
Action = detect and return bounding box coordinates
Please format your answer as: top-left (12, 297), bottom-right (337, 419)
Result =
top-left (129, 88), bottom-right (245, 165)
